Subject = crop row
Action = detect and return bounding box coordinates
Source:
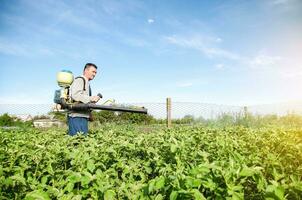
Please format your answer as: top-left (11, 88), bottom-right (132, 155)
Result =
top-left (0, 125), bottom-right (301, 199)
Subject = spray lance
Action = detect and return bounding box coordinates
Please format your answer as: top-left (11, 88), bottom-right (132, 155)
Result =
top-left (53, 70), bottom-right (147, 114)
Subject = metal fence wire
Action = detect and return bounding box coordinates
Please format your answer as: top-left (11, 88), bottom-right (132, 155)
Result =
top-left (1, 100), bottom-right (302, 120)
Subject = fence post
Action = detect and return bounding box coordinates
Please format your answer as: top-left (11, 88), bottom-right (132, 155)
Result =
top-left (243, 106), bottom-right (248, 119)
top-left (166, 98), bottom-right (172, 128)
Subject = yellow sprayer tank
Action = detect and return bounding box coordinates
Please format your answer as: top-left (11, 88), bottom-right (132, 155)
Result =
top-left (57, 70), bottom-right (74, 87)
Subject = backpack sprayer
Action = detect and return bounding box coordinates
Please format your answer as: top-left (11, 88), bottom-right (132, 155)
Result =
top-left (53, 70), bottom-right (147, 114)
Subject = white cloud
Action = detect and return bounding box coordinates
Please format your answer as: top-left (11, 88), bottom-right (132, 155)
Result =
top-left (202, 47), bottom-right (240, 60)
top-left (57, 10), bottom-right (102, 31)
top-left (176, 79), bottom-right (209, 88)
top-left (100, 0), bottom-right (143, 16)
top-left (215, 64), bottom-right (225, 69)
top-left (123, 37), bottom-right (151, 47)
top-left (248, 54), bottom-right (282, 68)
top-left (177, 82), bottom-right (193, 88)
top-left (272, 0), bottom-right (290, 5)
top-left (148, 18), bottom-right (154, 24)
top-left (0, 93), bottom-right (53, 104)
top-left (245, 51), bottom-right (302, 83)
top-left (22, 0), bottom-right (144, 33)
top-left (0, 40), bottom-right (55, 57)
top-left (215, 37), bottom-right (222, 43)
top-left (164, 34), bottom-right (240, 60)
top-left (281, 71), bottom-right (302, 78)
top-left (0, 41), bottom-right (29, 56)
top-left (268, 0), bottom-right (301, 11)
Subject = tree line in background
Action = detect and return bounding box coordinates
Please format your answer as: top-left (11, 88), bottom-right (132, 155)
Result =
top-left (1, 110), bottom-right (302, 128)
top-left (0, 113), bottom-right (32, 127)
top-left (63, 110), bottom-right (302, 128)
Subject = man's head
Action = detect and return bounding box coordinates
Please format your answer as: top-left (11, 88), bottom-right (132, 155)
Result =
top-left (83, 63), bottom-right (98, 81)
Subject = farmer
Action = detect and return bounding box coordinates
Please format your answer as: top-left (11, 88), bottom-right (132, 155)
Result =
top-left (68, 63), bottom-right (101, 136)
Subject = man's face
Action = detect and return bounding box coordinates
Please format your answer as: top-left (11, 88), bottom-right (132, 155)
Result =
top-left (84, 66), bottom-right (97, 80)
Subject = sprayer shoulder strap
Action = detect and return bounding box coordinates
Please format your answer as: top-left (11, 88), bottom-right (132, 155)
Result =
top-left (75, 76), bottom-right (91, 96)
top-left (75, 77), bottom-right (86, 91)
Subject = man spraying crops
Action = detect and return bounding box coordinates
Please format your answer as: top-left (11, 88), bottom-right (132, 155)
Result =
top-left (68, 63), bottom-right (101, 136)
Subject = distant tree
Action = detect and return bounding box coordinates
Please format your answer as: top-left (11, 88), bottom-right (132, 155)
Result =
top-left (195, 116), bottom-right (207, 124)
top-left (182, 115), bottom-right (194, 124)
top-left (216, 113), bottom-right (235, 127)
top-left (0, 113), bottom-right (14, 126)
top-left (48, 111), bottom-right (67, 122)
top-left (0, 113), bottom-right (32, 127)
top-left (33, 115), bottom-right (50, 120)
top-left (172, 115), bottom-right (195, 124)
top-left (279, 113), bottom-right (302, 127)
top-left (93, 110), bottom-right (117, 123)
top-left (118, 112), bottom-right (155, 124)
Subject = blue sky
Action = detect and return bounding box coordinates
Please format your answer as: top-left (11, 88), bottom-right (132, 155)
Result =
top-left (0, 0), bottom-right (302, 106)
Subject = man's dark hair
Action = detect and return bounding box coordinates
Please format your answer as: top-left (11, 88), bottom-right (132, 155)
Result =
top-left (84, 63), bottom-right (97, 70)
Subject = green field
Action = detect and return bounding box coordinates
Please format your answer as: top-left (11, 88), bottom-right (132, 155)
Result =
top-left (1, 124), bottom-right (301, 199)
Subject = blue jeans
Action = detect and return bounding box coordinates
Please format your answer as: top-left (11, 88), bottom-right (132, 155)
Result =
top-left (68, 116), bottom-right (88, 136)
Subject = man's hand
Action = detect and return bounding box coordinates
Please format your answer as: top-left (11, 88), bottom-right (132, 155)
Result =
top-left (88, 112), bottom-right (94, 121)
top-left (90, 95), bottom-right (101, 103)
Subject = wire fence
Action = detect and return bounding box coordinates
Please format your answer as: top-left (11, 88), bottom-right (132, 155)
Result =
top-left (1, 100), bottom-right (302, 120)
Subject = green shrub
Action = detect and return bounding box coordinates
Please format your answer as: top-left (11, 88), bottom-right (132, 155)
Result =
top-left (0, 113), bottom-right (14, 126)
top-left (0, 113), bottom-right (33, 127)
top-left (93, 110), bottom-right (118, 123)
top-left (118, 112), bottom-right (155, 124)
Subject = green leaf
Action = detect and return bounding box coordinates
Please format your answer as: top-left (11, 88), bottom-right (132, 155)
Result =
top-left (155, 194), bottom-right (164, 200)
top-left (41, 176), bottom-right (48, 185)
top-left (201, 178), bottom-right (216, 191)
top-left (148, 179), bottom-right (155, 193)
top-left (185, 177), bottom-right (202, 188)
top-left (144, 166), bottom-right (152, 174)
top-left (170, 191), bottom-right (178, 200)
top-left (71, 195), bottom-right (82, 200)
top-left (190, 165), bottom-right (210, 175)
top-left (274, 186), bottom-right (285, 200)
top-left (104, 190), bottom-right (116, 200)
top-left (87, 160), bottom-right (95, 173)
top-left (67, 172), bottom-right (82, 183)
top-left (265, 185), bottom-right (285, 200)
top-left (231, 192), bottom-right (244, 200)
top-left (47, 163), bottom-right (54, 175)
top-left (25, 190), bottom-right (51, 200)
top-left (170, 144), bottom-right (178, 153)
top-left (191, 189), bottom-right (206, 200)
top-left (10, 175), bottom-right (26, 185)
top-left (155, 176), bottom-right (165, 190)
top-left (65, 182), bottom-right (74, 193)
top-left (239, 167), bottom-right (254, 177)
top-left (81, 175), bottom-right (91, 186)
